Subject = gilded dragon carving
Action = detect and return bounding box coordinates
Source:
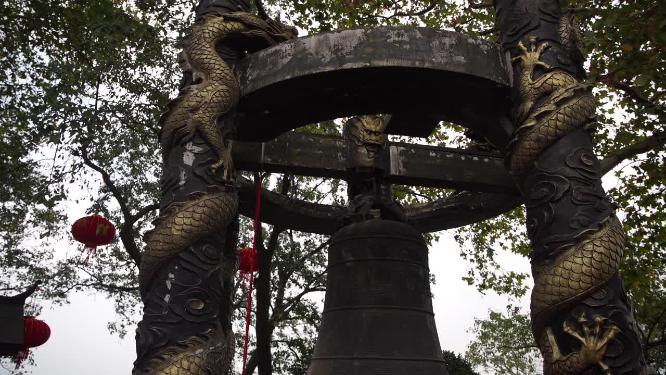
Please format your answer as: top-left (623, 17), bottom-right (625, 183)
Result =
top-left (530, 216), bottom-right (625, 327)
top-left (159, 12), bottom-right (295, 181)
top-left (140, 188), bottom-right (239, 291)
top-left (506, 36), bottom-right (596, 180)
top-left (541, 314), bottom-right (621, 374)
top-left (145, 331), bottom-right (235, 375)
top-left (136, 11), bottom-right (296, 375)
top-left (343, 114), bottom-right (388, 159)
top-left (506, 18), bottom-right (633, 374)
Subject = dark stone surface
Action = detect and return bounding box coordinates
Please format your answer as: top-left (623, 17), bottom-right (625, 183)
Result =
top-left (231, 131), bottom-right (517, 193)
top-left (233, 27), bottom-right (513, 147)
top-left (236, 178), bottom-right (521, 235)
top-left (386, 141), bottom-right (514, 192)
top-left (0, 303), bottom-right (23, 352)
top-left (494, 0), bottom-right (646, 372)
top-left (232, 131), bottom-right (521, 234)
top-left (307, 220), bottom-right (448, 375)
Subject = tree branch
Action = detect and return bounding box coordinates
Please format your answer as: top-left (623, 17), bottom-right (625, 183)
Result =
top-left (600, 130), bottom-right (666, 174)
top-left (479, 26), bottom-right (498, 36)
top-left (78, 77), bottom-right (144, 266)
top-left (280, 284), bottom-right (327, 317)
top-left (646, 337), bottom-right (666, 349)
top-left (359, 0), bottom-right (438, 21)
top-left (128, 203), bottom-right (159, 225)
top-left (295, 238), bottom-right (330, 265)
top-left (79, 146), bottom-right (143, 266)
top-left (244, 349), bottom-right (258, 375)
top-left (598, 75), bottom-right (666, 116)
top-left (254, 0), bottom-right (268, 19)
top-left (254, 174), bottom-right (291, 375)
top-left (388, 1), bottom-right (438, 18)
top-left (646, 306), bottom-right (666, 344)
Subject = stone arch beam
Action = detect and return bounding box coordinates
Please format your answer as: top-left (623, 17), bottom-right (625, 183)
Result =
top-left (237, 177), bottom-right (522, 234)
top-left (233, 27), bottom-right (514, 148)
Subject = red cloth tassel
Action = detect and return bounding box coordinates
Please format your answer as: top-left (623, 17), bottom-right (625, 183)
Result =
top-left (241, 175), bottom-right (263, 374)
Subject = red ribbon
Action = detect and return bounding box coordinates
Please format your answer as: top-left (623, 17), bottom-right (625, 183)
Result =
top-left (241, 175), bottom-right (263, 374)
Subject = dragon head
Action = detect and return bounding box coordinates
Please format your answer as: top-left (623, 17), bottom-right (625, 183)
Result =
top-left (344, 115), bottom-right (388, 148)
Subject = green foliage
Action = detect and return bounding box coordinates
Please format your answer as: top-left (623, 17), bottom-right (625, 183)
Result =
top-left (442, 350), bottom-right (479, 375)
top-left (453, 207), bottom-right (531, 298)
top-left (465, 307), bottom-right (541, 375)
top-left (262, 0), bottom-right (496, 36)
top-left (0, 0), bottom-right (198, 335)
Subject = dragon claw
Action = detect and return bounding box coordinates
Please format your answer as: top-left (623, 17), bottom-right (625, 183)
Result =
top-left (513, 36), bottom-right (553, 77)
top-left (210, 159), bottom-right (225, 173)
top-left (516, 40), bottom-right (528, 53)
top-left (547, 314), bottom-right (620, 373)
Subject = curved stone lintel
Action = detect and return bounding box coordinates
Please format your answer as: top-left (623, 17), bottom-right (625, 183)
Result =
top-left (234, 27), bottom-right (513, 147)
top-left (237, 177), bottom-right (522, 234)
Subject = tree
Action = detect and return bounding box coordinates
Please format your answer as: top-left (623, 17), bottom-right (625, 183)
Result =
top-left (1, 0), bottom-right (664, 373)
top-left (465, 307), bottom-right (542, 375)
top-left (442, 350), bottom-right (479, 375)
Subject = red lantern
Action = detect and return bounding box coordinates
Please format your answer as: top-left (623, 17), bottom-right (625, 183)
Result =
top-left (14, 316), bottom-right (51, 368)
top-left (71, 215), bottom-right (116, 262)
top-left (23, 316), bottom-right (50, 348)
top-left (238, 247), bottom-right (258, 273)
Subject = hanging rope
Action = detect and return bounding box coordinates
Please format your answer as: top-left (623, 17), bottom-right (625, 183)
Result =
top-left (241, 174), bottom-right (263, 374)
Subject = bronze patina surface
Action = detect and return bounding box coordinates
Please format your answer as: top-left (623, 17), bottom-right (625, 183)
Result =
top-left (134, 4), bottom-right (296, 373)
top-left (493, 0), bottom-right (647, 373)
top-left (232, 27), bottom-right (513, 145)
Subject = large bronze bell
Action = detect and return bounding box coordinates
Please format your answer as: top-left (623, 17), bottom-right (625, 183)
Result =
top-left (308, 219), bottom-right (448, 375)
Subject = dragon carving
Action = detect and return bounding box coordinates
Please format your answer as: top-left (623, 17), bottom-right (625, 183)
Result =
top-left (508, 25), bottom-right (627, 375)
top-left (540, 314), bottom-right (621, 375)
top-left (343, 114), bottom-right (388, 159)
top-left (137, 11), bottom-right (295, 375)
top-left (160, 12), bottom-right (295, 180)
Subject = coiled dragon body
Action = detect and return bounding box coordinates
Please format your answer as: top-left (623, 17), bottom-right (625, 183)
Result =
top-left (509, 28), bottom-right (625, 375)
top-left (138, 12), bottom-right (295, 375)
top-left (160, 12), bottom-right (295, 180)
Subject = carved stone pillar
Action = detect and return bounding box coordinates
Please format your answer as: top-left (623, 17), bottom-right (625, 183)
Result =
top-left (132, 2), bottom-right (295, 373)
top-left (493, 0), bottom-right (647, 373)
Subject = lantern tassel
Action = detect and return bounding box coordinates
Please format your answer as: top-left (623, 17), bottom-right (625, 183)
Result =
top-left (80, 245), bottom-right (97, 265)
top-left (14, 349), bottom-right (28, 369)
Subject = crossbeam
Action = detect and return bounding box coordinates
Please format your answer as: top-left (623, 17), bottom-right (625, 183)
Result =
top-left (231, 132), bottom-right (517, 193)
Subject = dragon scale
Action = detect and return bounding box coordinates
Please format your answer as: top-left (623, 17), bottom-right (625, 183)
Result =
top-left (530, 216), bottom-right (625, 325)
top-left (136, 11), bottom-right (295, 374)
top-left (508, 23), bottom-right (632, 373)
top-left (507, 39), bottom-right (596, 181)
top-left (139, 188), bottom-right (239, 293)
top-left (147, 332), bottom-right (235, 375)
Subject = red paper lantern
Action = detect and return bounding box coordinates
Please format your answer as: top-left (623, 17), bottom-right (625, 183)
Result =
top-left (13, 316), bottom-right (51, 368)
top-left (238, 247), bottom-right (258, 273)
top-left (23, 316), bottom-right (50, 348)
top-left (71, 215), bottom-right (116, 249)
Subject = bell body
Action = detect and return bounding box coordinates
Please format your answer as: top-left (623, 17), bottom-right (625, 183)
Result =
top-left (308, 219), bottom-right (448, 375)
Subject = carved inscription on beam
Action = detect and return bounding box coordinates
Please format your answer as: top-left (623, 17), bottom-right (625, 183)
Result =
top-left (231, 132), bottom-right (517, 194)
